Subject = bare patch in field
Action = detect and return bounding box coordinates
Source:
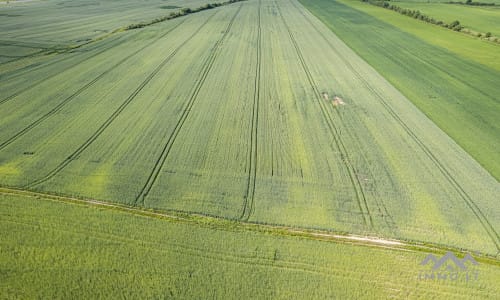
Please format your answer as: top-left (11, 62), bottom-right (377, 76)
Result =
top-left (333, 96), bottom-right (345, 106)
top-left (321, 92), bottom-right (345, 106)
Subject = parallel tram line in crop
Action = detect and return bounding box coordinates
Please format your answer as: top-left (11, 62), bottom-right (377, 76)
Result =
top-left (289, 0), bottom-right (398, 234)
top-left (365, 77), bottom-right (500, 251)
top-left (134, 4), bottom-right (244, 206)
top-left (0, 35), bottom-right (126, 106)
top-left (0, 49), bottom-right (49, 66)
top-left (0, 18), bottom-right (189, 152)
top-left (289, 1), bottom-right (499, 250)
top-left (275, 1), bottom-right (373, 229)
top-left (24, 12), bottom-right (220, 189)
top-left (0, 33), bottom-right (136, 83)
top-left (240, 0), bottom-right (261, 221)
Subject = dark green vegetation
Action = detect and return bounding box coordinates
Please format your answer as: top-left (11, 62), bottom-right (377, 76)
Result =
top-left (1, 192), bottom-right (499, 299)
top-left (395, 0), bottom-right (500, 37)
top-left (126, 0), bottom-right (247, 30)
top-left (366, 0), bottom-right (500, 41)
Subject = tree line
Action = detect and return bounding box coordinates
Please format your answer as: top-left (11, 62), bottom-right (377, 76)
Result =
top-left (362, 0), bottom-right (498, 43)
top-left (126, 0), bottom-right (246, 30)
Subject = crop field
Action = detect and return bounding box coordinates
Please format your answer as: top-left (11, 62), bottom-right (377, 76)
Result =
top-left (0, 0), bottom-right (208, 46)
top-left (1, 192), bottom-right (499, 298)
top-left (1, 0), bottom-right (499, 297)
top-left (2, 0), bottom-right (499, 252)
top-left (345, 0), bottom-right (500, 73)
top-left (302, 0), bottom-right (500, 180)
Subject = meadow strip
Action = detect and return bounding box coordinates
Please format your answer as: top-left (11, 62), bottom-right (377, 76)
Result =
top-left (1, 186), bottom-right (499, 264)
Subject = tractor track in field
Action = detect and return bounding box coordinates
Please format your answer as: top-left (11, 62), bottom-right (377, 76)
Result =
top-left (2, 186), bottom-right (499, 261)
top-left (23, 12), bottom-right (219, 189)
top-left (134, 4), bottom-right (244, 206)
top-left (291, 1), bottom-right (499, 251)
top-left (276, 1), bottom-right (374, 229)
top-left (0, 19), bottom-right (189, 152)
top-left (240, 0), bottom-right (261, 221)
top-left (0, 49), bottom-right (49, 66)
top-left (0, 36), bottom-right (125, 106)
top-left (290, 0), bottom-right (397, 234)
top-left (0, 33), bottom-right (134, 83)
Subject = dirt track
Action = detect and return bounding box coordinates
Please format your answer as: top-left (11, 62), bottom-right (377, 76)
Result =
top-left (1, 186), bottom-right (499, 262)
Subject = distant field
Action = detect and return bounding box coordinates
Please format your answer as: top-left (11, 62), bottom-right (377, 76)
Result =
top-left (393, 0), bottom-right (500, 3)
top-left (1, 193), bottom-right (499, 298)
top-left (394, 1), bottom-right (500, 37)
top-left (340, 0), bottom-right (500, 72)
top-left (0, 0), bottom-right (210, 63)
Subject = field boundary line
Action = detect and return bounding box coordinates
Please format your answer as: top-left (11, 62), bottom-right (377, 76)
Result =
top-left (0, 18), bottom-right (189, 152)
top-left (134, 4), bottom-right (244, 206)
top-left (1, 186), bottom-right (499, 262)
top-left (240, 0), bottom-right (261, 221)
top-left (275, 0), bottom-right (374, 229)
top-left (293, 0), bottom-right (499, 251)
top-left (23, 11), bottom-right (219, 189)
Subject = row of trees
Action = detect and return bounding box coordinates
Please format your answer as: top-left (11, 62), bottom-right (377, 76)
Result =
top-left (127, 0), bottom-right (246, 30)
top-left (363, 0), bottom-right (498, 43)
top-left (447, 0), bottom-right (496, 6)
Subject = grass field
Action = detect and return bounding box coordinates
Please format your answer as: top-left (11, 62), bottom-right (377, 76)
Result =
top-left (1, 0), bottom-right (499, 297)
top-left (393, 1), bottom-right (500, 37)
top-left (338, 0), bottom-right (500, 72)
top-left (1, 192), bottom-right (499, 298)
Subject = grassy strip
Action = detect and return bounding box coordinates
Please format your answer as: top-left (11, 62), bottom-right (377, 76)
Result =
top-left (364, 0), bottom-right (500, 42)
top-left (1, 186), bottom-right (498, 263)
top-left (126, 0), bottom-right (246, 30)
top-left (3, 191), bottom-right (499, 298)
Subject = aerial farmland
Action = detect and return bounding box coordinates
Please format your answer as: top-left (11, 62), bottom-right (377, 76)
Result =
top-left (1, 0), bottom-right (499, 298)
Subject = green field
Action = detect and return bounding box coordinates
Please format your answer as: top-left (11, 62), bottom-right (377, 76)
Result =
top-left (1, 192), bottom-right (499, 298)
top-left (393, 0), bottom-right (500, 3)
top-left (393, 1), bottom-right (500, 37)
top-left (338, 0), bottom-right (500, 72)
top-left (301, 0), bottom-right (500, 182)
top-left (1, 0), bottom-right (499, 297)
top-left (1, 0), bottom-right (498, 253)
